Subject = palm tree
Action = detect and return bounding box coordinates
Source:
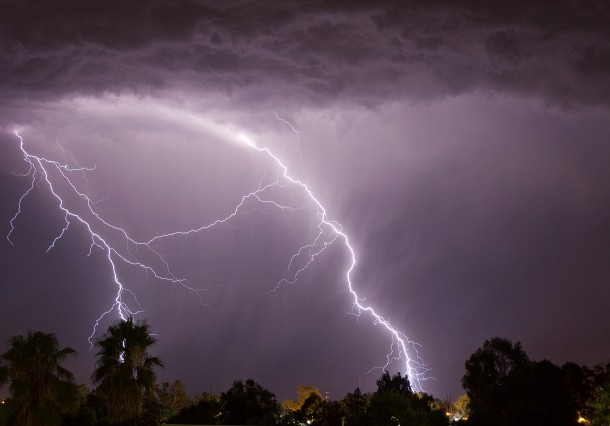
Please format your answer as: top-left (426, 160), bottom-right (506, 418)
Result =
top-left (92, 317), bottom-right (163, 425)
top-left (0, 331), bottom-right (78, 426)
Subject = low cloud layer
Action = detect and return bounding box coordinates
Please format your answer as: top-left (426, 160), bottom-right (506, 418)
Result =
top-left (1, 0), bottom-right (609, 108)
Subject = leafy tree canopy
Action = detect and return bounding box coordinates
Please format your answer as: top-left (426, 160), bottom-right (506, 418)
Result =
top-left (462, 336), bottom-right (590, 426)
top-left (0, 331), bottom-right (78, 426)
top-left (376, 371), bottom-right (412, 396)
top-left (281, 385), bottom-right (322, 412)
top-left (220, 378), bottom-right (278, 425)
top-left (92, 317), bottom-right (163, 425)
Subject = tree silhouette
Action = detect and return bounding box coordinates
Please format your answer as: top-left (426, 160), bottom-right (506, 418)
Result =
top-left (167, 392), bottom-right (222, 425)
top-left (363, 371), bottom-right (446, 426)
top-left (220, 378), bottom-right (278, 425)
top-left (0, 331), bottom-right (78, 426)
top-left (463, 337), bottom-right (582, 426)
top-left (341, 387), bottom-right (369, 426)
top-left (92, 317), bottom-right (163, 425)
top-left (375, 371), bottom-right (412, 396)
top-left (462, 337), bottom-right (530, 426)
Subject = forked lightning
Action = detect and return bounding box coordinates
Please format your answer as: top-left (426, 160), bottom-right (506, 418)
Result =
top-left (7, 118), bottom-right (428, 391)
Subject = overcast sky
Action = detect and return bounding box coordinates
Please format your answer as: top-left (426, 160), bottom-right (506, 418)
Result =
top-left (1, 0), bottom-right (609, 402)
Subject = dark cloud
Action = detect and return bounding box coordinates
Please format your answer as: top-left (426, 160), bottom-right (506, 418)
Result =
top-left (1, 0), bottom-right (609, 107)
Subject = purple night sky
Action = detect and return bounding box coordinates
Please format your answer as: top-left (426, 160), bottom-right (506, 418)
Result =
top-left (1, 0), bottom-right (609, 402)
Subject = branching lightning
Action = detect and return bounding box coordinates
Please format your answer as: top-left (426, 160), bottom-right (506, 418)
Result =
top-left (7, 116), bottom-right (428, 391)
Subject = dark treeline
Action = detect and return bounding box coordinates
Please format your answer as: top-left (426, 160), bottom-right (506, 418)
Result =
top-left (0, 320), bottom-right (609, 426)
top-left (461, 337), bottom-right (610, 426)
top-left (167, 372), bottom-right (447, 426)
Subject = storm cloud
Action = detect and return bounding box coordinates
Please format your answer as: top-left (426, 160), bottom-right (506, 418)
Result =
top-left (1, 0), bottom-right (609, 107)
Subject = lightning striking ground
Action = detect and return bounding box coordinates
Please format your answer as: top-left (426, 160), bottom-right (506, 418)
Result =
top-left (7, 117), bottom-right (428, 391)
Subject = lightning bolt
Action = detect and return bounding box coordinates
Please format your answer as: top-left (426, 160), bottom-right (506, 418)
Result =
top-left (7, 116), bottom-right (428, 391)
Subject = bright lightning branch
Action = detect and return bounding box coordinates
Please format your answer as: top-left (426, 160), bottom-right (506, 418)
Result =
top-left (7, 121), bottom-right (428, 391)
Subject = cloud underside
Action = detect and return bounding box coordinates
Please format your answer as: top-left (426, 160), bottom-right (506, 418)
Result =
top-left (1, 0), bottom-right (609, 108)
